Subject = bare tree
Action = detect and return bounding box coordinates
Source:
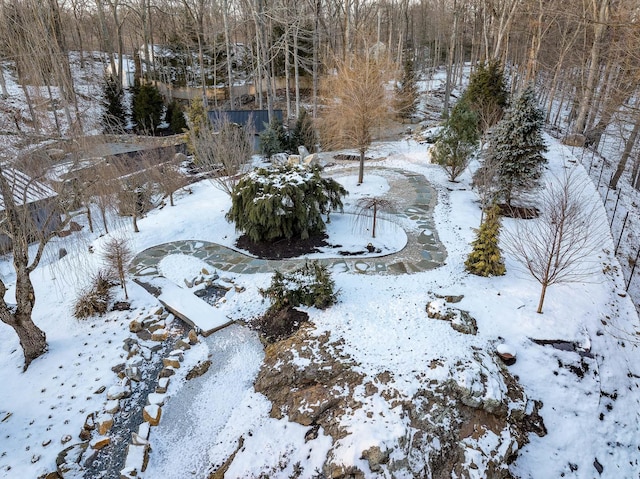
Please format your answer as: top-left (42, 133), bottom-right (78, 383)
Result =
top-left (155, 159), bottom-right (188, 207)
top-left (503, 170), bottom-right (607, 314)
top-left (319, 53), bottom-right (393, 185)
top-left (188, 112), bottom-right (254, 196)
top-left (355, 197), bottom-right (394, 238)
top-left (101, 235), bottom-right (132, 300)
top-left (0, 160), bottom-right (83, 370)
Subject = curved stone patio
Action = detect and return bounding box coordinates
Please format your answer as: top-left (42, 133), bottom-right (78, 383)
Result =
top-left (129, 167), bottom-right (446, 277)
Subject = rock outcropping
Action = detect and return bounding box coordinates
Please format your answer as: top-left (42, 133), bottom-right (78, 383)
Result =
top-left (254, 323), bottom-right (546, 478)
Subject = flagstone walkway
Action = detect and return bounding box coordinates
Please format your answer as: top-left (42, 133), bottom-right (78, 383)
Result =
top-left (129, 167), bottom-right (446, 278)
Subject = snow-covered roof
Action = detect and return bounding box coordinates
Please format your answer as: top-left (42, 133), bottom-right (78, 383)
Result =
top-left (0, 167), bottom-right (57, 211)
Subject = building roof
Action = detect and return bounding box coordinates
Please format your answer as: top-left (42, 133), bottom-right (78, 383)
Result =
top-left (0, 167), bottom-right (58, 211)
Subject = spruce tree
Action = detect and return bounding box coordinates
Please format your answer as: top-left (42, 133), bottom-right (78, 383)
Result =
top-left (259, 119), bottom-right (286, 159)
top-left (131, 82), bottom-right (164, 134)
top-left (431, 101), bottom-right (479, 181)
top-left (101, 75), bottom-right (127, 134)
top-left (226, 164), bottom-right (347, 242)
top-left (465, 203), bottom-right (506, 277)
top-left (395, 54), bottom-right (419, 119)
top-left (485, 85), bottom-right (548, 206)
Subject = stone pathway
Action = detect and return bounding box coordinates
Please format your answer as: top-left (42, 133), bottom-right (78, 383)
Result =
top-left (129, 168), bottom-right (446, 278)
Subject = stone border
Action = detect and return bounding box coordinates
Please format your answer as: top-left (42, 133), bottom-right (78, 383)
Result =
top-left (129, 168), bottom-right (447, 278)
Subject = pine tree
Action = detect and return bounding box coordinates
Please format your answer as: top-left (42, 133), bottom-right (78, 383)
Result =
top-left (465, 203), bottom-right (506, 277)
top-left (131, 82), bottom-right (164, 134)
top-left (289, 109), bottom-right (316, 154)
top-left (485, 85), bottom-right (548, 206)
top-left (167, 100), bottom-right (187, 134)
top-left (431, 101), bottom-right (479, 181)
top-left (395, 54), bottom-right (419, 119)
top-left (226, 164), bottom-right (347, 242)
top-left (259, 118), bottom-right (286, 159)
top-left (101, 75), bottom-right (127, 134)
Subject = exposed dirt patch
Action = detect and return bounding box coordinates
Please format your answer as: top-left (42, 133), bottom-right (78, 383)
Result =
top-left (250, 306), bottom-right (309, 344)
top-left (236, 233), bottom-right (329, 259)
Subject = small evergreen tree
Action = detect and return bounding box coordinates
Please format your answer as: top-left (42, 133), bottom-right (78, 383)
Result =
top-left (167, 100), bottom-right (188, 134)
top-left (226, 164), bottom-right (347, 242)
top-left (431, 102), bottom-right (479, 181)
top-left (395, 54), bottom-right (419, 119)
top-left (101, 75), bottom-right (127, 134)
top-left (185, 97), bottom-right (208, 157)
top-left (288, 109), bottom-right (316, 154)
top-left (465, 203), bottom-right (506, 277)
top-left (131, 82), bottom-right (164, 134)
top-left (485, 85), bottom-right (548, 206)
top-left (259, 118), bottom-right (287, 159)
top-left (260, 261), bottom-right (337, 313)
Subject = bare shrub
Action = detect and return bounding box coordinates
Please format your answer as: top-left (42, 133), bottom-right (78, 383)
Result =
top-left (101, 236), bottom-right (133, 300)
top-left (73, 270), bottom-right (115, 319)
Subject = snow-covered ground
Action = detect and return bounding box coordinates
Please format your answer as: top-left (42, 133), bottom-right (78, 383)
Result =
top-left (0, 133), bottom-right (639, 477)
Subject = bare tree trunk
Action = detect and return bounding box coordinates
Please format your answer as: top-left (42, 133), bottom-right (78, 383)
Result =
top-left (610, 113), bottom-right (640, 190)
top-left (574, 0), bottom-right (610, 134)
top-left (491, 0), bottom-right (521, 61)
top-left (312, 0), bottom-right (321, 118)
top-left (537, 282), bottom-right (548, 314)
top-left (0, 66), bottom-right (7, 98)
top-left (294, 25), bottom-right (301, 117)
top-left (442, 2), bottom-right (457, 118)
top-left (256, 0), bottom-right (274, 122)
top-left (285, 25), bottom-right (292, 119)
top-left (223, 0), bottom-right (234, 108)
top-left (96, 0), bottom-right (117, 79)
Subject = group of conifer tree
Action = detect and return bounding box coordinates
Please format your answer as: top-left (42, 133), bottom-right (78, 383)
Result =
top-left (432, 62), bottom-right (547, 277)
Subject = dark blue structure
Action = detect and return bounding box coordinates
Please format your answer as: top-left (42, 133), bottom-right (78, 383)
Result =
top-left (208, 110), bottom-right (284, 151)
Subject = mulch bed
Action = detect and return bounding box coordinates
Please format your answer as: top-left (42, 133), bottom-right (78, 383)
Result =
top-left (497, 204), bottom-right (540, 219)
top-left (236, 233), bottom-right (330, 260)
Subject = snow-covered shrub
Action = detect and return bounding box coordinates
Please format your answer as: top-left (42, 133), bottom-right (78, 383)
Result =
top-left (256, 261), bottom-right (337, 342)
top-left (73, 270), bottom-right (115, 319)
top-left (260, 261), bottom-right (337, 314)
top-left (226, 164), bottom-right (347, 243)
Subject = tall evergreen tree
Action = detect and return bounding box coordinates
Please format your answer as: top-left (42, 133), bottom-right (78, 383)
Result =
top-left (101, 75), bottom-right (127, 134)
top-left (465, 203), bottom-right (506, 277)
top-left (395, 54), bottom-right (419, 119)
top-left (131, 82), bottom-right (164, 134)
top-left (460, 60), bottom-right (508, 139)
top-left (167, 100), bottom-right (188, 134)
top-left (485, 85), bottom-right (548, 206)
top-left (431, 101), bottom-right (479, 181)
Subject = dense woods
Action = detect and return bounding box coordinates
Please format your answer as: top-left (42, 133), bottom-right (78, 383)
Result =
top-left (0, 0), bottom-right (637, 156)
